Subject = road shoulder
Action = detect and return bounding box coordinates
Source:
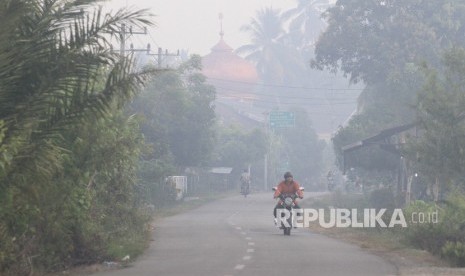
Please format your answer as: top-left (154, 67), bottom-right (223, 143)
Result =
top-left (302, 193), bottom-right (465, 276)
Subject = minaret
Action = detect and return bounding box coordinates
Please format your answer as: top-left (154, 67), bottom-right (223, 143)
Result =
top-left (219, 13), bottom-right (224, 40)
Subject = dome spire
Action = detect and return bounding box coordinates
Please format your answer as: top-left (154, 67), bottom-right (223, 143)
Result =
top-left (218, 12), bottom-right (224, 39)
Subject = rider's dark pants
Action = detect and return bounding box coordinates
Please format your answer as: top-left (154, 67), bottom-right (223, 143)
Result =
top-left (241, 182), bottom-right (249, 193)
top-left (273, 203), bottom-right (301, 218)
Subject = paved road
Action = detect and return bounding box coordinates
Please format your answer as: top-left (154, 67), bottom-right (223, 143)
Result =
top-left (94, 192), bottom-right (397, 276)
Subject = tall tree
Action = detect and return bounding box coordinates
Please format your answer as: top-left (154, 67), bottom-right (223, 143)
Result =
top-left (282, 0), bottom-right (330, 48)
top-left (274, 108), bottom-right (325, 183)
top-left (132, 55), bottom-right (216, 168)
top-left (210, 126), bottom-right (267, 169)
top-left (237, 7), bottom-right (287, 83)
top-left (0, 0), bottom-right (153, 272)
top-left (0, 0), bottom-right (152, 180)
top-left (407, 47), bottom-right (465, 197)
top-left (314, 0), bottom-right (465, 177)
top-left (237, 7), bottom-right (306, 86)
top-left (312, 0), bottom-right (465, 85)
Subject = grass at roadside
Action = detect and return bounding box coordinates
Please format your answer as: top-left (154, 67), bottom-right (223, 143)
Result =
top-left (301, 193), bottom-right (452, 273)
top-left (153, 189), bottom-right (238, 219)
top-left (47, 189), bottom-right (239, 276)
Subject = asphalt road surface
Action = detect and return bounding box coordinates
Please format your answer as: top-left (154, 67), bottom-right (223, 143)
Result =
top-left (94, 192), bottom-right (397, 276)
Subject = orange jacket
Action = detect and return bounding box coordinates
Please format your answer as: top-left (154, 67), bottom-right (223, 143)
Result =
top-left (273, 180), bottom-right (303, 198)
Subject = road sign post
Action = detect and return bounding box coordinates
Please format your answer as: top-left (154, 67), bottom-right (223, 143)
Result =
top-left (269, 111), bottom-right (295, 129)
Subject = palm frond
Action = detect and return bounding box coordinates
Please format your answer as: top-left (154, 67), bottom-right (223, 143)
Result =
top-left (0, 0), bottom-right (154, 184)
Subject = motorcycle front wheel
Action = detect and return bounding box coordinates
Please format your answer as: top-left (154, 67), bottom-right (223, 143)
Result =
top-left (283, 227), bottom-right (291, 235)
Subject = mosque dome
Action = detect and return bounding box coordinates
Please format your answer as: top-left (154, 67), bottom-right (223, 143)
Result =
top-left (202, 12), bottom-right (259, 97)
top-left (201, 14), bottom-right (262, 129)
top-left (202, 38), bottom-right (259, 84)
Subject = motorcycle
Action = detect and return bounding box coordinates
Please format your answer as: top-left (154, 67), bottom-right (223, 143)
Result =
top-left (327, 175), bottom-right (335, 191)
top-left (241, 181), bottom-right (250, 197)
top-left (272, 187), bottom-right (304, 236)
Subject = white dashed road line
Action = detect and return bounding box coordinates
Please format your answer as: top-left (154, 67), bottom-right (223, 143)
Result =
top-left (230, 211), bottom-right (258, 274)
top-left (234, 264), bottom-right (245, 270)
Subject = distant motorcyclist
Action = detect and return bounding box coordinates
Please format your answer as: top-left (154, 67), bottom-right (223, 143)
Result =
top-left (240, 169), bottom-right (250, 196)
top-left (327, 170), bottom-right (335, 191)
top-left (273, 171), bottom-right (304, 224)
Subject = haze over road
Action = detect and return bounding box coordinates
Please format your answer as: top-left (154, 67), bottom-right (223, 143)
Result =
top-left (94, 193), bottom-right (397, 276)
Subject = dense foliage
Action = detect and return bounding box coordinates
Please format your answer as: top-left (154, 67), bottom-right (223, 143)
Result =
top-left (0, 0), bottom-right (153, 274)
top-left (314, 0), bottom-right (465, 185)
top-left (406, 48), bottom-right (465, 197)
top-left (131, 55), bottom-right (217, 205)
top-left (311, 0), bottom-right (465, 266)
top-left (273, 108), bottom-right (325, 184)
top-left (313, 0), bottom-right (465, 85)
top-left (133, 56), bottom-right (216, 168)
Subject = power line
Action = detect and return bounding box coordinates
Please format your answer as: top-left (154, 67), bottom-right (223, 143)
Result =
top-left (111, 22), bottom-right (179, 68)
top-left (148, 31), bottom-right (161, 49)
top-left (216, 95), bottom-right (357, 106)
top-left (206, 77), bottom-right (364, 91)
top-left (212, 85), bottom-right (359, 102)
top-left (216, 101), bottom-right (354, 116)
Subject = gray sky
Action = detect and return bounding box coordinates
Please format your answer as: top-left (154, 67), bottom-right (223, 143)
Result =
top-left (108, 0), bottom-right (298, 55)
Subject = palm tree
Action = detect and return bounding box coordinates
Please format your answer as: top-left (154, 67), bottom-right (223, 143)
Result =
top-left (0, 0), bottom-right (153, 179)
top-left (0, 1), bottom-right (153, 271)
top-left (237, 7), bottom-right (307, 108)
top-left (236, 7), bottom-right (287, 84)
top-left (282, 0), bottom-right (331, 49)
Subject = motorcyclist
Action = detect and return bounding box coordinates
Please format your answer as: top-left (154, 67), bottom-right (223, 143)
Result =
top-left (240, 169), bottom-right (250, 195)
top-left (273, 171), bottom-right (304, 225)
top-left (327, 170), bottom-right (334, 191)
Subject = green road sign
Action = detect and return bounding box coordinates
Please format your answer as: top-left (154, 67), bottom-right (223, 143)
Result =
top-left (269, 111), bottom-right (295, 128)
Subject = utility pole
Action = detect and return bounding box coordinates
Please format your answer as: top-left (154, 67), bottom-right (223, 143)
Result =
top-left (264, 154), bottom-right (268, 191)
top-left (147, 45), bottom-right (180, 68)
top-left (120, 23), bottom-right (126, 56)
top-left (115, 24), bottom-right (148, 56)
top-left (129, 43), bottom-right (151, 55)
top-left (109, 23), bottom-right (179, 67)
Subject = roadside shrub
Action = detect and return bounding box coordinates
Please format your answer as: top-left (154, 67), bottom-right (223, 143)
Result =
top-left (402, 194), bottom-right (465, 266)
top-left (138, 160), bottom-right (177, 208)
top-left (331, 190), bottom-right (367, 209)
top-left (369, 188), bottom-right (396, 210)
top-left (442, 241), bottom-right (465, 266)
top-left (147, 181), bottom-right (177, 209)
top-left (403, 200), bottom-right (444, 253)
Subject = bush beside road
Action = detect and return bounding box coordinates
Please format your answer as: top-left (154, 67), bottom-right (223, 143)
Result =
top-left (302, 193), bottom-right (465, 275)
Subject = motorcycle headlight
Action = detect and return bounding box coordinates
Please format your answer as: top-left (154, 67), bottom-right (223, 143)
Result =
top-left (284, 197), bottom-right (293, 206)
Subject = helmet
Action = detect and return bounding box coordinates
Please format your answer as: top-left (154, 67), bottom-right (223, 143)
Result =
top-left (284, 172), bottom-right (293, 179)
